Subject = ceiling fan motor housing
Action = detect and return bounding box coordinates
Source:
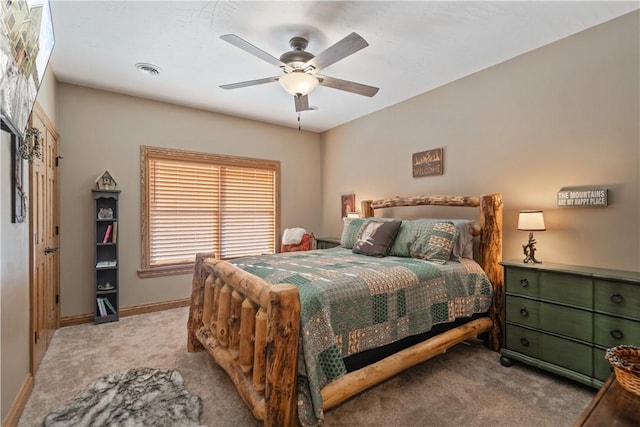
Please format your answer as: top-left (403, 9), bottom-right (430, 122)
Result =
top-left (280, 37), bottom-right (314, 69)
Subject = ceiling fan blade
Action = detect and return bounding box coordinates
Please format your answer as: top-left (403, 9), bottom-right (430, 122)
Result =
top-left (317, 75), bottom-right (379, 97)
top-left (220, 76), bottom-right (279, 90)
top-left (303, 32), bottom-right (369, 71)
top-left (294, 95), bottom-right (310, 112)
top-left (220, 34), bottom-right (290, 71)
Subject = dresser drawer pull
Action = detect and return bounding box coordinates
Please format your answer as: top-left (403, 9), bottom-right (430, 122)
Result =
top-left (519, 307), bottom-right (529, 317)
top-left (610, 329), bottom-right (624, 340)
top-left (520, 337), bottom-right (530, 347)
top-left (519, 278), bottom-right (529, 288)
top-left (609, 293), bottom-right (624, 304)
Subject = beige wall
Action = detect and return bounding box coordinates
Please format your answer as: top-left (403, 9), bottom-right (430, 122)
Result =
top-left (57, 85), bottom-right (322, 317)
top-left (321, 11), bottom-right (639, 272)
top-left (0, 66), bottom-right (57, 422)
top-left (0, 127), bottom-right (31, 422)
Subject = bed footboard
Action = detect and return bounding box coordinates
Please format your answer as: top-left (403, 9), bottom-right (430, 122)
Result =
top-left (188, 253), bottom-right (300, 427)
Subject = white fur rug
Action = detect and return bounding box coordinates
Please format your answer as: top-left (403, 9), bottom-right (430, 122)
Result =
top-left (42, 368), bottom-right (203, 427)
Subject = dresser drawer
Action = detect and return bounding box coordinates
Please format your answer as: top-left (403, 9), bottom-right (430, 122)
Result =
top-left (505, 296), bottom-right (538, 327)
top-left (505, 268), bottom-right (539, 298)
top-left (593, 348), bottom-right (613, 382)
top-left (505, 324), bottom-right (539, 358)
top-left (594, 279), bottom-right (640, 319)
top-left (594, 314), bottom-right (640, 348)
top-left (540, 334), bottom-right (593, 376)
top-left (540, 272), bottom-right (593, 308)
top-left (539, 303), bottom-right (592, 342)
top-left (501, 260), bottom-right (639, 389)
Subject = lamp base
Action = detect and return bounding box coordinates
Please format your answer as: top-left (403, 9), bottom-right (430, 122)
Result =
top-left (523, 252), bottom-right (542, 264)
top-left (522, 232), bottom-right (542, 264)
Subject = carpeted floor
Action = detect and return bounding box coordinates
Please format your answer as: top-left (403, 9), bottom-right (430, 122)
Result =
top-left (19, 307), bottom-right (595, 427)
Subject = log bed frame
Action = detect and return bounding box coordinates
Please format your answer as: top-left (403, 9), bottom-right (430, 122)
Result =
top-left (187, 193), bottom-right (504, 426)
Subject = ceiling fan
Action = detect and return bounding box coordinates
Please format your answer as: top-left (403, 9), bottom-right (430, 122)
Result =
top-left (219, 32), bottom-right (379, 112)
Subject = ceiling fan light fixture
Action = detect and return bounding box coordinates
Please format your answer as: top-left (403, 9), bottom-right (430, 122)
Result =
top-left (278, 71), bottom-right (319, 96)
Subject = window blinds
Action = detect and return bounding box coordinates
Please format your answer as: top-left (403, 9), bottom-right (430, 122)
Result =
top-left (148, 157), bottom-right (276, 267)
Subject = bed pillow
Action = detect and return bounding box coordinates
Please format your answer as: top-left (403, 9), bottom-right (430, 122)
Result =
top-left (451, 220), bottom-right (475, 260)
top-left (352, 220), bottom-right (402, 257)
top-left (340, 217), bottom-right (366, 249)
top-left (408, 221), bottom-right (459, 264)
top-left (389, 219), bottom-right (475, 260)
top-left (388, 220), bottom-right (412, 257)
top-left (433, 219), bottom-right (475, 261)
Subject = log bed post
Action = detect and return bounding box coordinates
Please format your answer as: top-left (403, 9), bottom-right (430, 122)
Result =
top-left (265, 284), bottom-right (300, 427)
top-left (187, 252), bottom-right (215, 352)
top-left (480, 193), bottom-right (503, 351)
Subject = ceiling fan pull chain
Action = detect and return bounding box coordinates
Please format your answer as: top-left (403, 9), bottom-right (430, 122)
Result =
top-left (298, 113), bottom-right (301, 131)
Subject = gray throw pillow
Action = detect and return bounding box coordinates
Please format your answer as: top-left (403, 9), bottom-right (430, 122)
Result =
top-left (352, 220), bottom-right (402, 257)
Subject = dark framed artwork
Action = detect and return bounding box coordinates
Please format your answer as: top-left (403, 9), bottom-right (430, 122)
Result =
top-left (412, 148), bottom-right (444, 177)
top-left (11, 133), bottom-right (26, 223)
top-left (341, 193), bottom-right (355, 218)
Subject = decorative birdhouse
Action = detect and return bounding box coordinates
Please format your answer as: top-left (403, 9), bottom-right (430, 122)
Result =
top-left (95, 170), bottom-right (117, 190)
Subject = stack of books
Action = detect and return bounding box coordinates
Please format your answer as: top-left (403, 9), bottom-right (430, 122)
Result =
top-left (96, 260), bottom-right (117, 268)
top-left (96, 297), bottom-right (117, 316)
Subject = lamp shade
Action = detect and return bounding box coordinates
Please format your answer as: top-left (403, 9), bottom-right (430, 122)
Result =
top-left (278, 71), bottom-right (319, 96)
top-left (518, 210), bottom-right (546, 231)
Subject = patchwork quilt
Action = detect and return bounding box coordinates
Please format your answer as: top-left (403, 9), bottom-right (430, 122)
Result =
top-left (230, 247), bottom-right (493, 426)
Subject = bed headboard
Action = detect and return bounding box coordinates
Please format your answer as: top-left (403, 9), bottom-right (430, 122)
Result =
top-left (361, 193), bottom-right (504, 350)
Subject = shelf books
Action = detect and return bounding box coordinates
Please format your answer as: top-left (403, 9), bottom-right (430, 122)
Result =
top-left (103, 298), bottom-right (117, 315)
top-left (97, 297), bottom-right (107, 316)
top-left (112, 221), bottom-right (118, 243)
top-left (102, 224), bottom-right (113, 243)
top-left (96, 297), bottom-right (117, 316)
top-left (96, 260), bottom-right (117, 268)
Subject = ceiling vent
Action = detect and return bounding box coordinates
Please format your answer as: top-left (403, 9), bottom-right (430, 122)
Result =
top-left (135, 63), bottom-right (160, 76)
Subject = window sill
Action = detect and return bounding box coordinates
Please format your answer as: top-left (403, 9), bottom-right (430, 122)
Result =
top-left (137, 264), bottom-right (194, 279)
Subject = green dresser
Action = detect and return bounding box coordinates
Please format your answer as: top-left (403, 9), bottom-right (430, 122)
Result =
top-left (500, 260), bottom-right (640, 388)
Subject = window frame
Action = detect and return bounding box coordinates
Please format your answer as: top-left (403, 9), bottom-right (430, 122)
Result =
top-left (138, 145), bottom-right (281, 278)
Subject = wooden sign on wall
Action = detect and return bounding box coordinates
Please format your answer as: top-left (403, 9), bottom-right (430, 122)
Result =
top-left (557, 188), bottom-right (608, 207)
top-left (412, 148), bottom-right (443, 177)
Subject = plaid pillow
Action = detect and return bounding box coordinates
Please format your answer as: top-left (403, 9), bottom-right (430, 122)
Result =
top-left (408, 221), bottom-right (459, 264)
top-left (340, 217), bottom-right (366, 249)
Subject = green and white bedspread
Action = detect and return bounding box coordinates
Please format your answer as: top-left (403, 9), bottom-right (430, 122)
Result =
top-left (230, 247), bottom-right (493, 426)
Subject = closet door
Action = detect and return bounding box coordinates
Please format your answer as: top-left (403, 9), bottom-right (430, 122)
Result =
top-left (29, 104), bottom-right (60, 373)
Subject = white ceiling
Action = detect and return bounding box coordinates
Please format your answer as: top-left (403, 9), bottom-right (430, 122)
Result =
top-left (48, 1), bottom-right (638, 133)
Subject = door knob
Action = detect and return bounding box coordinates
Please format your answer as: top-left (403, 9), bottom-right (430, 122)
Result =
top-left (44, 247), bottom-right (58, 254)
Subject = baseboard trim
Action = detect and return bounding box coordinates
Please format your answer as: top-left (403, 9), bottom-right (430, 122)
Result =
top-left (59, 313), bottom-right (93, 327)
top-left (120, 298), bottom-right (190, 317)
top-left (2, 373), bottom-right (33, 427)
top-left (59, 298), bottom-right (190, 327)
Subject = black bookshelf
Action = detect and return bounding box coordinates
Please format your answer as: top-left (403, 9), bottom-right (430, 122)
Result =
top-left (92, 189), bottom-right (120, 324)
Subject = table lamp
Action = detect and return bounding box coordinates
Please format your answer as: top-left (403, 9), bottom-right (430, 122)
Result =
top-left (518, 210), bottom-right (546, 263)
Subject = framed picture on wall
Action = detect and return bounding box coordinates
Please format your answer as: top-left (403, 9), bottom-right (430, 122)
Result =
top-left (341, 193), bottom-right (355, 218)
top-left (0, 0), bottom-right (55, 137)
top-left (11, 134), bottom-right (26, 223)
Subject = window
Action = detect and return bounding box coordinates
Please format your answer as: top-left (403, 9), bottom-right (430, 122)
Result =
top-left (139, 146), bottom-right (280, 277)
